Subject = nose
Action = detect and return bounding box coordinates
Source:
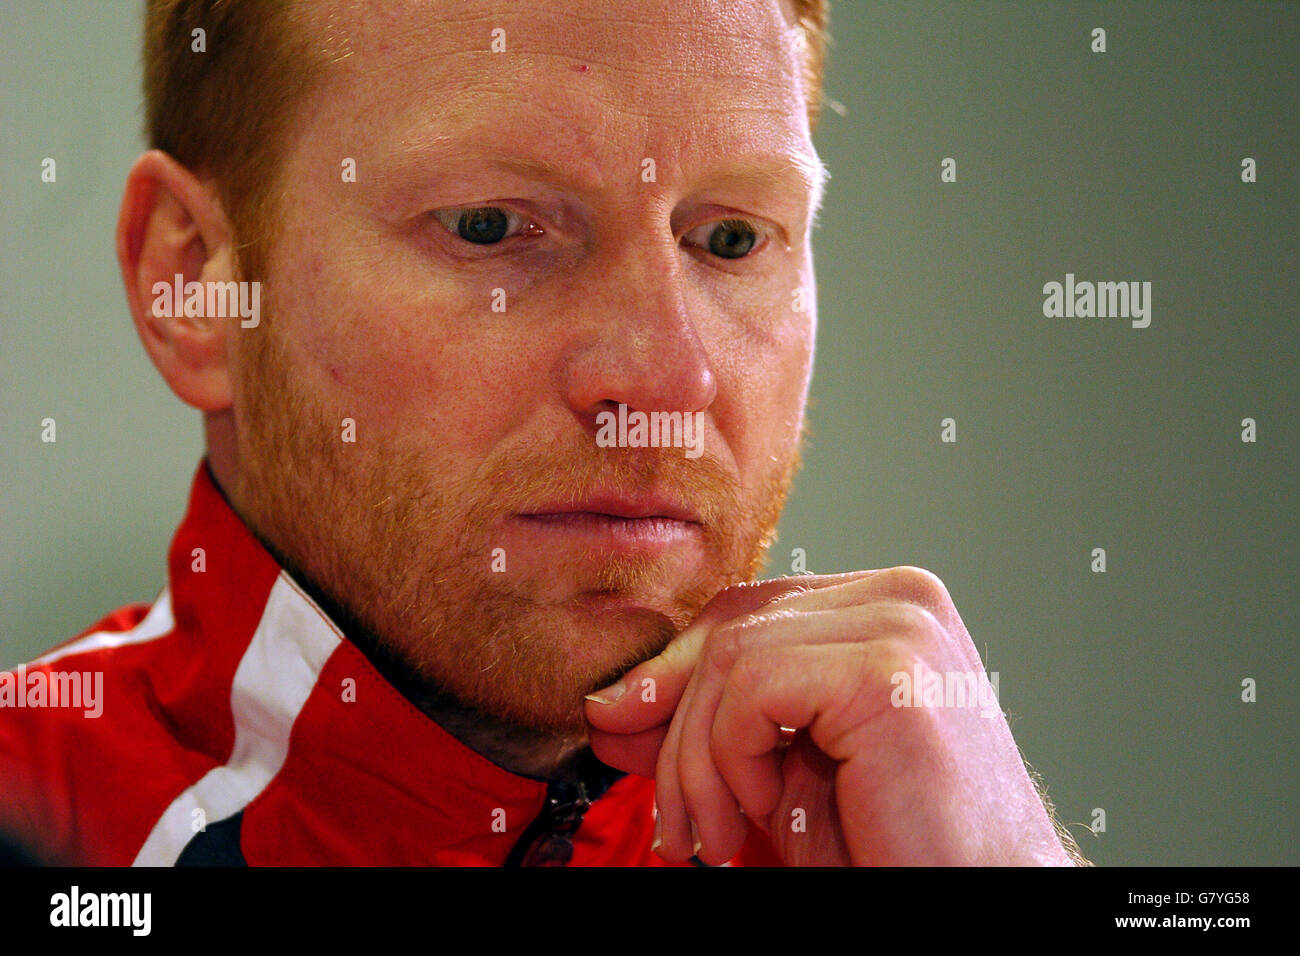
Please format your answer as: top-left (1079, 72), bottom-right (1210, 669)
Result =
top-left (562, 234), bottom-right (717, 429)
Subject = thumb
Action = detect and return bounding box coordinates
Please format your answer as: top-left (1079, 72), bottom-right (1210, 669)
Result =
top-left (582, 617), bottom-right (708, 733)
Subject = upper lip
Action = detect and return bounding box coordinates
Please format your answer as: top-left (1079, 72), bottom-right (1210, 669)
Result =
top-left (519, 492), bottom-right (701, 524)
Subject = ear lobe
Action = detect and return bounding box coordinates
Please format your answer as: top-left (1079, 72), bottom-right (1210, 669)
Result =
top-left (116, 149), bottom-right (244, 413)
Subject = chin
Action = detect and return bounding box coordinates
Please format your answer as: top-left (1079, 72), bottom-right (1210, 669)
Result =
top-left (430, 599), bottom-right (681, 736)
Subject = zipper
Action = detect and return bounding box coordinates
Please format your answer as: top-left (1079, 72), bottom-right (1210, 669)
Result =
top-left (504, 754), bottom-right (624, 866)
top-left (505, 779), bottom-right (593, 866)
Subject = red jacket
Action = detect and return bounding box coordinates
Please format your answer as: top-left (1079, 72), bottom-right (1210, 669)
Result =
top-left (0, 462), bottom-right (781, 866)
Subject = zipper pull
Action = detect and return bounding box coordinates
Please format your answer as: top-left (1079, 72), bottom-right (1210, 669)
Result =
top-left (507, 780), bottom-right (592, 867)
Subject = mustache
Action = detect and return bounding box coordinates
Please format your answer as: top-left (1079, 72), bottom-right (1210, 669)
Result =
top-left (463, 431), bottom-right (745, 530)
top-left (431, 432), bottom-right (751, 610)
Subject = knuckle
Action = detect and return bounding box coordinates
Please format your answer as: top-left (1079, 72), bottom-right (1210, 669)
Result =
top-left (814, 644), bottom-right (921, 745)
top-left (725, 645), bottom-right (773, 699)
top-left (702, 609), bottom-right (792, 678)
top-left (702, 621), bottom-right (749, 677)
top-left (871, 642), bottom-right (923, 689)
top-left (872, 565), bottom-right (952, 613)
top-left (878, 600), bottom-right (946, 641)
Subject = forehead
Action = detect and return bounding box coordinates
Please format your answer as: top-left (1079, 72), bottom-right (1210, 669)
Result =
top-left (299, 0), bottom-right (811, 168)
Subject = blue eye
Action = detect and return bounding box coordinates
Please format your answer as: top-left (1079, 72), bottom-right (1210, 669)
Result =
top-left (432, 207), bottom-right (540, 245)
top-left (684, 219), bottom-right (767, 260)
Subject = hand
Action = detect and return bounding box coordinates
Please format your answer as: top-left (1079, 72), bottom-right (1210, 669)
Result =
top-left (584, 567), bottom-right (1076, 866)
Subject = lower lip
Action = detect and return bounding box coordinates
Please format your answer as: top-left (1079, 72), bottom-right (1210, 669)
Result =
top-left (512, 512), bottom-right (700, 549)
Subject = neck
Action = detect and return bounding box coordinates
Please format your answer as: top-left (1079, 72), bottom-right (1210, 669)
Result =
top-left (296, 569), bottom-right (590, 779)
top-left (348, 627), bottom-right (592, 781)
top-left (208, 458), bottom-right (593, 781)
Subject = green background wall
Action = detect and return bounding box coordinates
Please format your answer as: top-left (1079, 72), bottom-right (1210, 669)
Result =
top-left (2, 1), bottom-right (1296, 865)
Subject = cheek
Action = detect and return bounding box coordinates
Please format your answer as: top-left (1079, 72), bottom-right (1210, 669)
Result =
top-left (712, 299), bottom-right (814, 477)
top-left (282, 262), bottom-right (550, 457)
top-left (757, 323), bottom-right (813, 463)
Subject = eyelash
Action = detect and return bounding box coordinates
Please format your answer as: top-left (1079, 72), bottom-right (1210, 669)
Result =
top-left (430, 207), bottom-right (542, 246)
top-left (429, 206), bottom-right (772, 262)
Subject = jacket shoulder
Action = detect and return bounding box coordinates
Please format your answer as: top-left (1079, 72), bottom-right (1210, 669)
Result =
top-left (0, 591), bottom-right (201, 864)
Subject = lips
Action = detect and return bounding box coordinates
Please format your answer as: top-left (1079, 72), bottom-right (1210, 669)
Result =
top-left (510, 490), bottom-right (706, 555)
top-left (518, 492), bottom-right (701, 525)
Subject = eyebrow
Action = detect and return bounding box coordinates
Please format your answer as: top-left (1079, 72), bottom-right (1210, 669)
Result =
top-left (383, 137), bottom-right (829, 215)
top-left (700, 154), bottom-right (831, 217)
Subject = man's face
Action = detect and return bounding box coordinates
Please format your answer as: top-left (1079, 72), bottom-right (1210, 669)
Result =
top-left (229, 0), bottom-right (822, 733)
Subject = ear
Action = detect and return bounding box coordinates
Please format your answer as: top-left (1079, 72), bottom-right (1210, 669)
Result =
top-left (115, 149), bottom-right (247, 412)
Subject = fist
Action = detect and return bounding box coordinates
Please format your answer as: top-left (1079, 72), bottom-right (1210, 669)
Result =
top-left (584, 568), bottom-right (1076, 866)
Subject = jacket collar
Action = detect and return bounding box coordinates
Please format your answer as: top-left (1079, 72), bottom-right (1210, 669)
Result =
top-left (163, 460), bottom-right (650, 865)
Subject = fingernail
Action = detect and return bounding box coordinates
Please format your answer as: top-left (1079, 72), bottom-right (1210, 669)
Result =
top-left (584, 679), bottom-right (627, 705)
top-left (651, 804), bottom-right (662, 852)
top-left (690, 822), bottom-right (702, 857)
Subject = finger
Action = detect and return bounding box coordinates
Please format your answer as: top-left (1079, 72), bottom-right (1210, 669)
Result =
top-left (598, 571), bottom-right (886, 861)
top-left (649, 586), bottom-right (883, 863)
top-left (660, 622), bottom-right (751, 864)
top-left (600, 579), bottom-right (869, 861)
top-left (587, 724), bottom-right (669, 778)
top-left (676, 689), bottom-right (750, 864)
top-left (583, 570), bottom-right (881, 735)
top-left (845, 566), bottom-right (983, 673)
top-left (711, 642), bottom-right (894, 820)
top-left (651, 687), bottom-right (696, 861)
top-left (675, 602), bottom-right (926, 862)
top-left (774, 569), bottom-right (984, 677)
